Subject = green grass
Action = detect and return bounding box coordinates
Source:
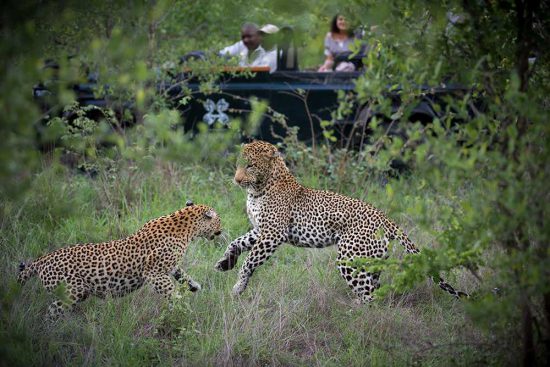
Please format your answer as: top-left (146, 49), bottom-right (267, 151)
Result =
top-left (1, 159), bottom-right (512, 366)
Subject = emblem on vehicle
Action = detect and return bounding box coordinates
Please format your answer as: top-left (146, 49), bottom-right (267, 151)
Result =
top-left (203, 98), bottom-right (229, 126)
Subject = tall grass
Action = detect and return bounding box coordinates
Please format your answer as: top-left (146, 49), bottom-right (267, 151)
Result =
top-left (1, 157), bottom-right (513, 366)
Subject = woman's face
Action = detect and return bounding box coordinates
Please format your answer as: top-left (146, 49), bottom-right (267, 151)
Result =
top-left (336, 16), bottom-right (348, 32)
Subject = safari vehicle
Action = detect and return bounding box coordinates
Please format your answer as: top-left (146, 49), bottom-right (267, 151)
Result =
top-left (161, 66), bottom-right (361, 143)
top-left (163, 65), bottom-right (471, 146)
top-left (164, 23), bottom-right (472, 145)
top-left (33, 34), bottom-right (470, 147)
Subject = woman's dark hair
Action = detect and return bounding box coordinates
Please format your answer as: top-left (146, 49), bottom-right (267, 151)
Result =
top-left (330, 14), bottom-right (351, 35)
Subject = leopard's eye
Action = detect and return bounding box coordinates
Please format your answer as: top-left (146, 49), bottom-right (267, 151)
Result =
top-left (246, 164), bottom-right (253, 169)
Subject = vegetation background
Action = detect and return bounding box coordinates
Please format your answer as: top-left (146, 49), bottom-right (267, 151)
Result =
top-left (1, 0), bottom-right (548, 366)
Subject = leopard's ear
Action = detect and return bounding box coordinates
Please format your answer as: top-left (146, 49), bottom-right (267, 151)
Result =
top-left (204, 209), bottom-right (215, 219)
top-left (186, 200), bottom-right (194, 207)
top-left (271, 148), bottom-right (283, 159)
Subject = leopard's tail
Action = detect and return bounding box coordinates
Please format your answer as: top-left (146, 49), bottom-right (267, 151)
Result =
top-left (393, 227), bottom-right (469, 299)
top-left (436, 277), bottom-right (469, 299)
top-left (17, 261), bottom-right (37, 285)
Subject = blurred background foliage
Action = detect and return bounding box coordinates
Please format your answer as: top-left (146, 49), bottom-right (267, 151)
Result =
top-left (1, 0), bottom-right (549, 366)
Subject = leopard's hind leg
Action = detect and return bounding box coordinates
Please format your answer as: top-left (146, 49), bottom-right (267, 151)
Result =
top-left (46, 278), bottom-right (90, 320)
top-left (336, 255), bottom-right (381, 303)
top-left (336, 232), bottom-right (388, 303)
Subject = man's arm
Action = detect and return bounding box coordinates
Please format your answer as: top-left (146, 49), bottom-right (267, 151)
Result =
top-left (219, 40), bottom-right (245, 56)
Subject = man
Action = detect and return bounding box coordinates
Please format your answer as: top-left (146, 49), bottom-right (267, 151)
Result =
top-left (219, 23), bottom-right (279, 72)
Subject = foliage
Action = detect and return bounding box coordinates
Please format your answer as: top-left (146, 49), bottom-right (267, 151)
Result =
top-left (1, 0), bottom-right (549, 366)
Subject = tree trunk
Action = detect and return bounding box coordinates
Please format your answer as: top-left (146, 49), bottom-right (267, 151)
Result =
top-left (544, 292), bottom-right (550, 364)
top-left (523, 298), bottom-right (535, 367)
top-left (514, 0), bottom-right (539, 137)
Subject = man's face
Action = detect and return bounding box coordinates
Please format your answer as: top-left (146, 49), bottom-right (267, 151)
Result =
top-left (241, 27), bottom-right (261, 51)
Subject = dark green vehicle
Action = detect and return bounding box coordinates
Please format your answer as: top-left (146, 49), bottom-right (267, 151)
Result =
top-left (162, 68), bottom-right (360, 143)
top-left (34, 45), bottom-right (471, 146)
top-left (161, 67), bottom-right (470, 146)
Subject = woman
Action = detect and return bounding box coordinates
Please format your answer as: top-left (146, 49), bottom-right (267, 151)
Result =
top-left (318, 14), bottom-right (355, 72)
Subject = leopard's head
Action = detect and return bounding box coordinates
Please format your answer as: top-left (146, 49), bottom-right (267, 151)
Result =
top-left (233, 140), bottom-right (284, 189)
top-left (182, 202), bottom-right (222, 240)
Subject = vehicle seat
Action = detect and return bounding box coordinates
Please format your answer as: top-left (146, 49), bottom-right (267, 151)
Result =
top-left (276, 26), bottom-right (298, 71)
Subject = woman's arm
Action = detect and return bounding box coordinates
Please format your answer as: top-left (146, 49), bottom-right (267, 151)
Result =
top-left (318, 32), bottom-right (334, 72)
top-left (318, 54), bottom-right (334, 72)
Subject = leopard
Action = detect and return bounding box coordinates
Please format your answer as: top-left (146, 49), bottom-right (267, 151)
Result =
top-left (18, 201), bottom-right (222, 319)
top-left (215, 140), bottom-right (468, 302)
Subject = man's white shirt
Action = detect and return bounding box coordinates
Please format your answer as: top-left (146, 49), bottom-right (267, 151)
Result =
top-left (220, 41), bottom-right (277, 72)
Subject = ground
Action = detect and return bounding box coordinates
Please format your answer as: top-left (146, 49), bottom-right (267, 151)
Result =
top-left (1, 162), bottom-right (512, 366)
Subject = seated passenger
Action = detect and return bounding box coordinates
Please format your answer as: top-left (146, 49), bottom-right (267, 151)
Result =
top-left (219, 23), bottom-right (279, 72)
top-left (258, 24), bottom-right (279, 72)
top-left (318, 14), bottom-right (355, 72)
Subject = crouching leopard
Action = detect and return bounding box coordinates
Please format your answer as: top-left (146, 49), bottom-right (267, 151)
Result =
top-left (18, 201), bottom-right (222, 318)
top-left (215, 140), bottom-right (468, 302)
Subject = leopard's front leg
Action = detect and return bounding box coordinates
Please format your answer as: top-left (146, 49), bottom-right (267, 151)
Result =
top-left (232, 231), bottom-right (285, 295)
top-left (215, 228), bottom-right (259, 271)
top-left (145, 272), bottom-right (176, 297)
top-left (144, 250), bottom-right (179, 298)
top-left (172, 267), bottom-right (201, 292)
